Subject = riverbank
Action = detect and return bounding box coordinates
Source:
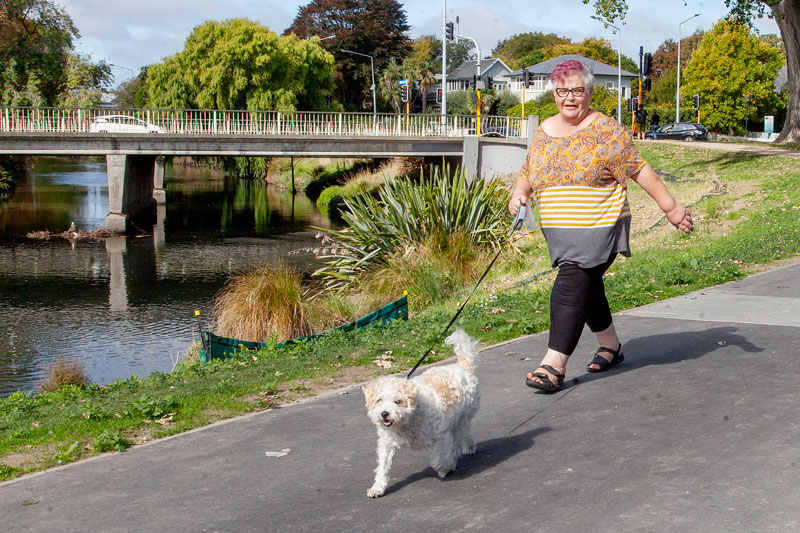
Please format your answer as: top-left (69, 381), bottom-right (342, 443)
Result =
top-left (2, 142), bottom-right (800, 480)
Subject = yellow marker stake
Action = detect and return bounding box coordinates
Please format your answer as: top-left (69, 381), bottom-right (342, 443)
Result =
top-left (476, 89), bottom-right (481, 136)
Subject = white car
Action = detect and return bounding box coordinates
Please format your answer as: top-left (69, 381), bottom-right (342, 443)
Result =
top-left (89, 115), bottom-right (165, 133)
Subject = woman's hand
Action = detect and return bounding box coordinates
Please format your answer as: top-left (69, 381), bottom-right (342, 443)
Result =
top-left (509, 191), bottom-right (529, 216)
top-left (666, 204), bottom-right (694, 234)
top-left (509, 177), bottom-right (533, 215)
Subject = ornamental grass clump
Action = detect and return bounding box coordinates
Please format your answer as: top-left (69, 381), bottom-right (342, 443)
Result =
top-left (213, 262), bottom-right (312, 342)
top-left (314, 165), bottom-right (510, 291)
top-left (38, 356), bottom-right (89, 392)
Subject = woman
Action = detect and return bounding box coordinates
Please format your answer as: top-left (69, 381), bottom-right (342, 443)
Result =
top-left (509, 60), bottom-right (693, 392)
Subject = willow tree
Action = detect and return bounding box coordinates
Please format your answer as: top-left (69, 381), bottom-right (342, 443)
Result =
top-left (147, 18), bottom-right (335, 112)
top-left (145, 19), bottom-right (336, 179)
top-left (584, 0), bottom-right (798, 143)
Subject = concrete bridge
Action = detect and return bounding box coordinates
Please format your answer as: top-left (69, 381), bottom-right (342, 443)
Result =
top-left (0, 106), bottom-right (536, 232)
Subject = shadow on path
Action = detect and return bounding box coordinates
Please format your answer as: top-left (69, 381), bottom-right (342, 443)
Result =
top-left (561, 325), bottom-right (764, 390)
top-left (383, 427), bottom-right (551, 496)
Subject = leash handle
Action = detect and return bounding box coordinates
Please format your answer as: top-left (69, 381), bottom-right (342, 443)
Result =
top-left (513, 202), bottom-right (527, 231)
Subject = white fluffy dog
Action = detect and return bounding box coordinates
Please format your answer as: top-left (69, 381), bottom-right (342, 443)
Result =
top-left (362, 328), bottom-right (480, 498)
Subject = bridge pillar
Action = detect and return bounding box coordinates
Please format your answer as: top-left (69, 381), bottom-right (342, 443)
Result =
top-left (105, 154), bottom-right (157, 233)
top-left (463, 136), bottom-right (480, 183)
top-left (153, 156), bottom-right (166, 205)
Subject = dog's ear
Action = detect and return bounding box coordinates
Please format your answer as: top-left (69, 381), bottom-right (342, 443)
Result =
top-left (362, 382), bottom-right (380, 409)
top-left (400, 381), bottom-right (418, 410)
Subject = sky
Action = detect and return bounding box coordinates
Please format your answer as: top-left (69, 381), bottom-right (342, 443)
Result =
top-left (59, 0), bottom-right (780, 85)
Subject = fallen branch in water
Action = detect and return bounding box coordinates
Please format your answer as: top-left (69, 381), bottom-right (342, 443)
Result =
top-left (26, 228), bottom-right (117, 241)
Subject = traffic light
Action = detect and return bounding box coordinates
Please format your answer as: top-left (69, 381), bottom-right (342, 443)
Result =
top-left (445, 22), bottom-right (454, 41)
top-left (643, 78), bottom-right (651, 92)
top-left (627, 97), bottom-right (639, 112)
top-left (400, 83), bottom-right (408, 103)
top-left (523, 69), bottom-right (530, 87)
top-left (643, 52), bottom-right (652, 76)
top-left (436, 88), bottom-right (442, 104)
top-left (485, 76), bottom-right (493, 90)
top-left (473, 74), bottom-right (477, 89)
top-left (692, 93), bottom-right (700, 110)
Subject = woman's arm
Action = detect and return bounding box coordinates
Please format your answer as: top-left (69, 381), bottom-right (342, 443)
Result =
top-left (509, 177), bottom-right (533, 215)
top-left (631, 163), bottom-right (694, 234)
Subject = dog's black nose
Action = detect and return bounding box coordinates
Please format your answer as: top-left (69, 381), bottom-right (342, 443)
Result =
top-left (381, 411), bottom-right (389, 419)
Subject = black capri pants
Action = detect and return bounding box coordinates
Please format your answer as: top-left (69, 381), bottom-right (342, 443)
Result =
top-left (548, 254), bottom-right (617, 356)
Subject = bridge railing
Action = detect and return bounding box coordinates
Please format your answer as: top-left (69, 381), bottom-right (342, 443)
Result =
top-left (0, 106), bottom-right (528, 139)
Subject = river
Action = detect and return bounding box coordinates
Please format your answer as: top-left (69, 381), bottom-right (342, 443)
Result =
top-left (0, 157), bottom-right (332, 396)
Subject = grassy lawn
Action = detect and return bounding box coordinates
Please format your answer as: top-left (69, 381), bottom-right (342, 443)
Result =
top-left (2, 143), bottom-right (800, 480)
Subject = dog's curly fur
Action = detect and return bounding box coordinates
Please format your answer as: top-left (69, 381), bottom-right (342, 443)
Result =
top-left (362, 328), bottom-right (480, 498)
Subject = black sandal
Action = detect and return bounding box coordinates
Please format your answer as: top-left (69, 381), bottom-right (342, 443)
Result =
top-left (525, 365), bottom-right (565, 392)
top-left (586, 344), bottom-right (624, 373)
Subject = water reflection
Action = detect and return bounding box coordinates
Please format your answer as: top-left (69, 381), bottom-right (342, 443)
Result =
top-left (0, 157), bottom-right (331, 395)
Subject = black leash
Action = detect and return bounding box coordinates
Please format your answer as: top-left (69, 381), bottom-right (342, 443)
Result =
top-left (406, 203), bottom-right (530, 379)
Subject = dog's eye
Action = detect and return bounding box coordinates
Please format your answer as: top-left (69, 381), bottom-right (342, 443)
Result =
top-left (394, 399), bottom-right (402, 404)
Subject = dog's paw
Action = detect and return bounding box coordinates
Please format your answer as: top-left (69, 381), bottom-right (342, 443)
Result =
top-left (462, 442), bottom-right (477, 455)
top-left (367, 486), bottom-right (385, 498)
top-left (434, 466), bottom-right (452, 478)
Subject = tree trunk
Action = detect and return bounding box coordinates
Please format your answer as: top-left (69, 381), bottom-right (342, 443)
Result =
top-left (773, 0), bottom-right (800, 143)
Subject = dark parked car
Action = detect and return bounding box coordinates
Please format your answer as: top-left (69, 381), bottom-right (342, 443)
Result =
top-left (645, 122), bottom-right (708, 141)
top-left (482, 126), bottom-right (521, 138)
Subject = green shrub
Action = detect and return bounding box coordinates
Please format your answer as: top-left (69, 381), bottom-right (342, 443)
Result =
top-left (316, 185), bottom-right (348, 218)
top-left (493, 91), bottom-right (521, 116)
top-left (304, 159), bottom-right (377, 200)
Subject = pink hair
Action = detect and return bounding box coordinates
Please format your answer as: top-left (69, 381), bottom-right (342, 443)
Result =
top-left (550, 60), bottom-right (595, 88)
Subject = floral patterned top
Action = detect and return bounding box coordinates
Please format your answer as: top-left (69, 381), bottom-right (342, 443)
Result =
top-left (518, 113), bottom-right (646, 268)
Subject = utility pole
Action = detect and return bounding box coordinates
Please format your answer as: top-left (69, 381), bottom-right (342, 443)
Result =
top-left (591, 16), bottom-right (622, 123)
top-left (677, 14), bottom-right (701, 123)
top-left (441, 0), bottom-right (447, 125)
top-left (456, 30), bottom-right (481, 135)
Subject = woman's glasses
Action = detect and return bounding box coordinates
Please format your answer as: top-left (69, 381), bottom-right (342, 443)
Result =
top-left (554, 87), bottom-right (586, 98)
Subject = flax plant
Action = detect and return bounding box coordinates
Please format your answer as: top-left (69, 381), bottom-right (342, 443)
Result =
top-left (314, 165), bottom-right (510, 289)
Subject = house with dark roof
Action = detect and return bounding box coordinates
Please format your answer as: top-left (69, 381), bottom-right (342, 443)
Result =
top-left (444, 57), bottom-right (515, 92)
top-left (428, 54), bottom-right (638, 112)
top-left (508, 54), bottom-right (638, 100)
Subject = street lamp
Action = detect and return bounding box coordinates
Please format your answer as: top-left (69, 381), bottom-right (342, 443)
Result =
top-left (109, 63), bottom-right (134, 80)
top-left (441, 0), bottom-right (447, 121)
top-left (340, 49), bottom-right (376, 120)
top-left (676, 13), bottom-right (701, 123)
top-left (591, 16), bottom-right (622, 123)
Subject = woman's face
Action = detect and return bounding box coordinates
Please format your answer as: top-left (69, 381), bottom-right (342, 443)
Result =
top-left (553, 74), bottom-right (592, 122)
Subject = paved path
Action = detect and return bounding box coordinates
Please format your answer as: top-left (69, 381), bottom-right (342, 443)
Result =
top-left (647, 138), bottom-right (800, 157)
top-left (2, 262), bottom-right (800, 532)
